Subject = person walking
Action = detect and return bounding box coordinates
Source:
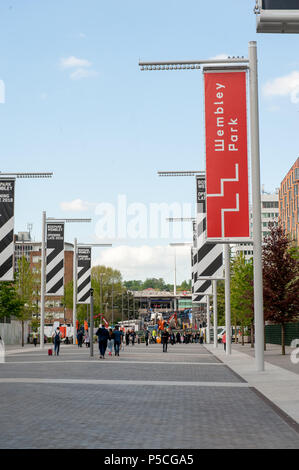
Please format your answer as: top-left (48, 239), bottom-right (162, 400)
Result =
top-left (107, 328), bottom-right (115, 356)
top-left (96, 324), bottom-right (109, 359)
top-left (161, 329), bottom-right (170, 353)
top-left (113, 326), bottom-right (122, 357)
top-left (176, 331), bottom-right (181, 344)
top-left (222, 332), bottom-right (226, 352)
top-left (77, 329), bottom-right (84, 348)
top-left (84, 333), bottom-right (90, 348)
top-left (144, 329), bottom-right (149, 347)
top-left (52, 327), bottom-right (62, 356)
top-left (131, 330), bottom-right (136, 346)
top-left (125, 330), bottom-right (130, 346)
top-left (32, 331), bottom-right (38, 347)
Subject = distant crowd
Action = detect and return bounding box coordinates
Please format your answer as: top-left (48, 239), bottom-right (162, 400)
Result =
top-left (49, 324), bottom-right (206, 358)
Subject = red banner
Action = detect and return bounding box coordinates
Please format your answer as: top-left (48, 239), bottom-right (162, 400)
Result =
top-left (204, 70), bottom-right (249, 239)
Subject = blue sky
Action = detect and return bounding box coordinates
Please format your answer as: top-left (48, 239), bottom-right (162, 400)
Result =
top-left (0, 0), bottom-right (298, 282)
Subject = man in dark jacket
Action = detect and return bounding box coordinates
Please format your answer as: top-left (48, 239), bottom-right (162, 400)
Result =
top-left (161, 329), bottom-right (170, 353)
top-left (144, 329), bottom-right (149, 347)
top-left (113, 326), bottom-right (123, 357)
top-left (96, 325), bottom-right (109, 359)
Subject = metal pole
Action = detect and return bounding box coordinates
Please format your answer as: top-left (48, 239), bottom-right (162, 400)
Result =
top-left (90, 288), bottom-right (94, 357)
top-left (249, 41), bottom-right (264, 372)
top-left (100, 273), bottom-right (103, 316)
top-left (121, 291), bottom-right (124, 323)
top-left (73, 238), bottom-right (77, 345)
top-left (206, 295), bottom-right (210, 344)
top-left (213, 280), bottom-right (218, 348)
top-left (40, 211), bottom-right (46, 349)
top-left (127, 294), bottom-right (129, 321)
top-left (224, 244), bottom-right (231, 355)
top-left (174, 249), bottom-right (177, 311)
top-left (112, 282), bottom-right (114, 326)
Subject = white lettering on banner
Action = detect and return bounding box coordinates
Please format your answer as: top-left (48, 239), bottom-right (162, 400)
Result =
top-left (215, 140), bottom-right (224, 151)
top-left (213, 83), bottom-right (226, 152)
top-left (212, 83), bottom-right (242, 154)
top-left (228, 117), bottom-right (239, 152)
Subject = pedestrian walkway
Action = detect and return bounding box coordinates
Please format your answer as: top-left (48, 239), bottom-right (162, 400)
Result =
top-left (232, 342), bottom-right (299, 375)
top-left (1, 343), bottom-right (298, 449)
top-left (205, 343), bottom-right (299, 425)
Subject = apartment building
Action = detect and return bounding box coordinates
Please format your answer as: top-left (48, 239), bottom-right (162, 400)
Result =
top-left (279, 158), bottom-right (299, 245)
top-left (232, 191), bottom-right (279, 262)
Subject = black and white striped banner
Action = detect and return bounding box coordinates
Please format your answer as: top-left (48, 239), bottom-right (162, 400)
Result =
top-left (0, 179), bottom-right (15, 281)
top-left (77, 246), bottom-right (91, 304)
top-left (46, 222), bottom-right (64, 295)
top-left (192, 175), bottom-right (223, 303)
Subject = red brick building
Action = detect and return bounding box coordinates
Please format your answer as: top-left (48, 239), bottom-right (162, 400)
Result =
top-left (279, 157), bottom-right (299, 245)
top-left (29, 244), bottom-right (74, 324)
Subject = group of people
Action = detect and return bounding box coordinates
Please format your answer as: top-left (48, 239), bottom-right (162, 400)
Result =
top-left (149, 330), bottom-right (204, 346)
top-left (125, 329), bottom-right (137, 346)
top-left (49, 324), bottom-right (209, 358)
top-left (76, 329), bottom-right (90, 348)
top-left (96, 325), bottom-right (123, 359)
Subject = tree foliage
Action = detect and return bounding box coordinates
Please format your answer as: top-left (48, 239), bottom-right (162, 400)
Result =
top-left (0, 282), bottom-right (23, 320)
top-left (231, 254), bottom-right (254, 326)
top-left (263, 223), bottom-right (299, 354)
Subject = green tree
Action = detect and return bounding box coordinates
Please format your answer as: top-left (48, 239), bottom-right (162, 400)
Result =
top-left (263, 223), bottom-right (299, 355)
top-left (0, 282), bottom-right (23, 321)
top-left (230, 254), bottom-right (254, 345)
top-left (15, 257), bottom-right (36, 346)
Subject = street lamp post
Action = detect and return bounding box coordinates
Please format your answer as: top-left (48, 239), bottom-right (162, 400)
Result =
top-left (206, 294), bottom-right (210, 344)
top-left (90, 288), bottom-right (94, 357)
top-left (140, 44), bottom-right (264, 371)
top-left (249, 41), bottom-right (264, 371)
top-left (213, 280), bottom-right (218, 349)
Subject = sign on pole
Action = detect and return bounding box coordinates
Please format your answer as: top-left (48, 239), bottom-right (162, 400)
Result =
top-left (192, 175), bottom-right (223, 303)
top-left (77, 246), bottom-right (91, 304)
top-left (0, 179), bottom-right (15, 281)
top-left (203, 70), bottom-right (250, 242)
top-left (46, 222), bottom-right (65, 295)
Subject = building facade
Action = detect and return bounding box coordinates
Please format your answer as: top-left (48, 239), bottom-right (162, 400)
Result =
top-left (279, 157), bottom-right (299, 245)
top-left (232, 191), bottom-right (279, 262)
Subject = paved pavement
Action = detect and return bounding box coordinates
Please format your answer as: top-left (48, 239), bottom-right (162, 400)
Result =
top-left (232, 343), bottom-right (299, 375)
top-left (1, 342), bottom-right (299, 449)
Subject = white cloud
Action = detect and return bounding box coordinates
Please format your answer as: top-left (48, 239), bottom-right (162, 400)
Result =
top-left (60, 199), bottom-right (95, 212)
top-left (93, 245), bottom-right (191, 283)
top-left (70, 68), bottom-right (98, 80)
top-left (60, 56), bottom-right (91, 69)
top-left (263, 71), bottom-right (299, 104)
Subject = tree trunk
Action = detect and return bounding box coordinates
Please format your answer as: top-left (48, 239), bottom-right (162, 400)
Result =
top-left (250, 321), bottom-right (254, 348)
top-left (281, 323), bottom-right (285, 355)
top-left (21, 320), bottom-right (24, 347)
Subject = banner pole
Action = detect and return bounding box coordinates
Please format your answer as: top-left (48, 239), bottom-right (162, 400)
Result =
top-left (224, 244), bottom-right (231, 355)
top-left (206, 294), bottom-right (210, 344)
top-left (249, 41), bottom-right (264, 372)
top-left (40, 211), bottom-right (46, 349)
top-left (213, 280), bottom-right (218, 348)
top-left (73, 238), bottom-right (77, 345)
top-left (90, 288), bottom-right (94, 357)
